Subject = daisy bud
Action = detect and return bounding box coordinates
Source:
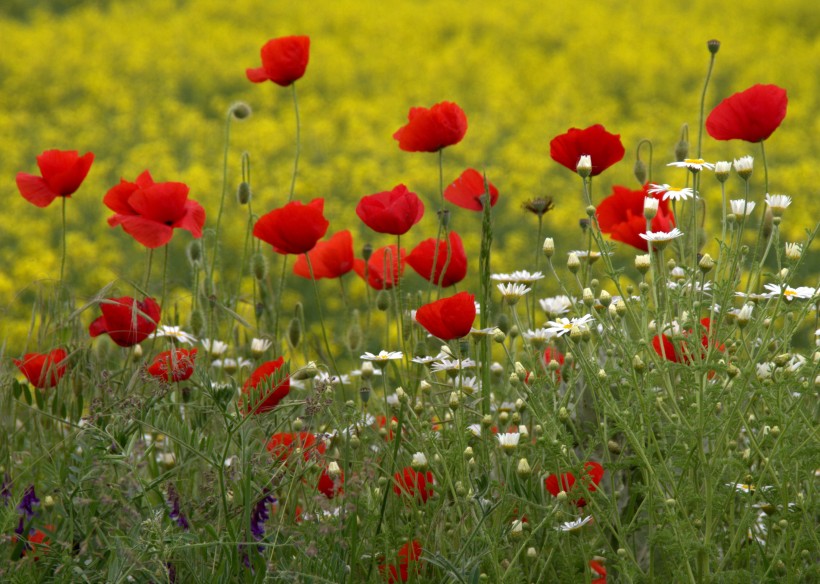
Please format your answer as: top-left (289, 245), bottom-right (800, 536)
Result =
top-left (449, 391), bottom-right (460, 410)
top-left (251, 252), bottom-right (268, 280)
top-left (288, 317), bottom-right (301, 348)
top-left (463, 447), bottom-right (474, 459)
top-left (229, 101), bottom-right (252, 120)
top-left (582, 288), bottom-right (594, 306)
top-left (576, 155), bottom-right (592, 177)
top-left (493, 328), bottom-right (507, 343)
top-left (514, 362), bottom-right (528, 380)
top-left (187, 240), bottom-right (202, 267)
top-left (633, 355), bottom-right (645, 372)
top-left (635, 254), bottom-right (651, 274)
top-left (517, 458), bottom-right (532, 478)
top-left (395, 386), bottom-right (408, 403)
top-left (490, 361), bottom-right (504, 377)
top-left (569, 325), bottom-right (583, 341)
top-left (543, 237), bottom-right (555, 258)
top-left (558, 406), bottom-right (569, 420)
top-left (510, 519), bottom-right (524, 538)
top-left (376, 290), bottom-right (390, 311)
top-left (707, 39), bottom-right (721, 54)
top-left (482, 414), bottom-right (493, 427)
top-left (599, 290), bottom-right (612, 307)
top-left (644, 197), bottom-right (659, 220)
top-left (327, 461), bottom-right (342, 479)
top-left (132, 344), bottom-right (144, 360)
top-left (714, 160), bottom-right (732, 182)
top-left (236, 181), bottom-right (252, 205)
top-left (411, 452), bottom-right (428, 472)
top-left (607, 440), bottom-right (622, 454)
top-left (293, 417), bottom-right (304, 431)
top-left (567, 253), bottom-right (581, 274)
top-left (455, 481), bottom-right (468, 497)
top-left (509, 372), bottom-right (520, 386)
top-left (634, 158), bottom-right (648, 185)
top-left (733, 156), bottom-right (754, 180)
top-left (699, 253), bottom-right (714, 273)
top-left (515, 398), bottom-right (526, 412)
top-left (527, 547), bottom-right (538, 560)
top-left (556, 490), bottom-right (568, 502)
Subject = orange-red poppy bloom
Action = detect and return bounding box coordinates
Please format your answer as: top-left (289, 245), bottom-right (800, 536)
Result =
top-left (293, 230), bottom-right (355, 280)
top-left (254, 198), bottom-right (329, 255)
top-left (393, 102), bottom-right (467, 152)
top-left (353, 244), bottom-right (406, 290)
top-left (393, 467), bottom-right (434, 503)
top-left (89, 296), bottom-right (161, 348)
top-left (356, 184), bottom-right (425, 235)
top-left (415, 291), bottom-right (476, 340)
top-left (242, 358), bottom-right (290, 414)
top-left (406, 231), bottom-right (467, 288)
top-left (16, 149), bottom-right (94, 208)
top-left (13, 349), bottom-right (68, 388)
top-left (147, 348), bottom-right (197, 383)
top-left (550, 124), bottom-right (624, 176)
top-left (246, 36), bottom-right (310, 86)
top-left (596, 184), bottom-right (675, 252)
top-left (544, 461), bottom-right (604, 507)
top-left (444, 168), bottom-right (498, 211)
top-left (706, 84), bottom-right (787, 143)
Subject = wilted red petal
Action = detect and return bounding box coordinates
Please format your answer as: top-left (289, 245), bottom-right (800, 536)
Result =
top-left (550, 124), bottom-right (624, 176)
top-left (706, 84), bottom-right (788, 143)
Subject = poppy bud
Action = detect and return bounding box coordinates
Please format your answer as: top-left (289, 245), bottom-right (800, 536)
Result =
top-left (633, 158), bottom-right (648, 185)
top-left (288, 317), bottom-right (301, 348)
top-left (229, 101), bottom-right (252, 120)
top-left (675, 139), bottom-right (689, 162)
top-left (252, 252), bottom-right (268, 281)
top-left (359, 386), bottom-right (371, 404)
top-left (236, 181), bottom-right (252, 205)
top-left (189, 309), bottom-right (206, 337)
top-left (762, 207), bottom-right (773, 239)
top-left (707, 39), bottom-right (721, 54)
top-left (361, 243), bottom-right (373, 262)
top-left (376, 290), bottom-right (390, 311)
top-left (346, 316), bottom-right (362, 353)
top-left (187, 240), bottom-right (202, 267)
top-left (579, 218), bottom-right (590, 232)
top-left (438, 208), bottom-right (450, 228)
top-left (496, 313), bottom-right (510, 334)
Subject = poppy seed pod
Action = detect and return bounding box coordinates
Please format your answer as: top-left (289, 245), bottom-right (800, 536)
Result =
top-left (376, 290), bottom-right (391, 311)
top-left (707, 39), bottom-right (721, 54)
top-left (633, 158), bottom-right (648, 185)
top-left (252, 252), bottom-right (268, 281)
top-left (230, 101), bottom-right (252, 120)
top-left (361, 243), bottom-right (373, 262)
top-left (187, 240), bottom-right (202, 267)
top-left (288, 317), bottom-right (301, 348)
top-left (236, 181), bottom-right (252, 205)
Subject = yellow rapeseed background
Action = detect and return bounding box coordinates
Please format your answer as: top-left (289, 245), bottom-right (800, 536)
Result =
top-left (1, 0), bottom-right (818, 351)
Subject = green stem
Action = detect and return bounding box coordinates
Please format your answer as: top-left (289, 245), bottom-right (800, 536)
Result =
top-left (288, 83), bottom-right (301, 203)
top-left (697, 52), bottom-right (717, 159)
top-left (143, 248), bottom-right (155, 291)
top-left (306, 255), bottom-right (340, 377)
top-left (59, 196), bottom-right (67, 293)
top-left (208, 110), bottom-right (234, 296)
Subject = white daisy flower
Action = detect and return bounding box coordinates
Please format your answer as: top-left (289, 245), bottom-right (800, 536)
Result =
top-left (726, 482), bottom-right (774, 494)
top-left (314, 371), bottom-right (350, 386)
top-left (251, 337), bottom-right (273, 356)
top-left (431, 358), bottom-right (476, 373)
top-left (557, 515), bottom-right (594, 532)
top-left (733, 155), bottom-right (754, 177)
top-left (667, 158), bottom-right (716, 172)
top-left (568, 250), bottom-right (609, 262)
top-left (576, 155), bottom-right (592, 176)
top-left (648, 184), bottom-right (695, 201)
top-left (201, 338), bottom-right (228, 356)
top-left (639, 228), bottom-right (684, 245)
top-left (151, 325), bottom-right (197, 344)
top-left (361, 350), bottom-right (403, 362)
top-left (467, 424), bottom-right (482, 437)
top-left (211, 358), bottom-right (252, 372)
top-left (453, 375), bottom-right (481, 394)
top-left (497, 432), bottom-right (520, 452)
top-left (784, 242), bottom-right (802, 260)
top-left (411, 355), bottom-right (438, 365)
top-left (756, 362), bottom-right (775, 380)
top-left (545, 314), bottom-right (595, 337)
top-left (729, 199), bottom-right (756, 216)
top-left (765, 193), bottom-right (791, 213)
top-left (763, 283), bottom-right (817, 300)
top-left (523, 328), bottom-right (558, 343)
top-left (491, 270), bottom-right (545, 284)
top-left (540, 295), bottom-right (573, 316)
top-left (497, 282), bottom-right (532, 303)
top-left (411, 452), bottom-right (428, 470)
top-left (714, 160), bottom-right (732, 181)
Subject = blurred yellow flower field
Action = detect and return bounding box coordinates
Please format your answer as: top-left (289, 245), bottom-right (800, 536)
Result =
top-left (1, 0), bottom-right (818, 350)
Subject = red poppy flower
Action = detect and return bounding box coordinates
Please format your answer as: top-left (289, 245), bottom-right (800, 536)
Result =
top-left (147, 348), bottom-right (197, 383)
top-left (379, 540), bottom-right (423, 583)
top-left (16, 149), bottom-right (94, 208)
top-left (254, 198), bottom-right (329, 255)
top-left (444, 168), bottom-right (498, 211)
top-left (393, 467), bottom-right (434, 503)
top-left (374, 415), bottom-right (398, 441)
top-left (706, 84), bottom-right (788, 143)
top-left (550, 124), bottom-right (625, 176)
top-left (415, 291), bottom-right (476, 340)
top-left (246, 35), bottom-right (310, 86)
top-left (242, 357), bottom-right (290, 414)
top-left (89, 296), bottom-right (161, 347)
top-left (356, 184), bottom-right (425, 235)
top-left (652, 318), bottom-right (724, 364)
top-left (406, 231), bottom-right (467, 287)
top-left (544, 461), bottom-right (604, 507)
top-left (353, 245), bottom-right (406, 290)
top-left (13, 349), bottom-right (68, 388)
top-left (293, 230), bottom-right (355, 280)
top-left (393, 101), bottom-right (468, 152)
top-left (596, 184), bottom-right (675, 252)
top-left (13, 524), bottom-right (54, 561)
top-left (104, 171), bottom-right (205, 249)
top-left (317, 467), bottom-right (344, 498)
top-left (267, 432), bottom-right (327, 462)
top-left (590, 560), bottom-right (607, 584)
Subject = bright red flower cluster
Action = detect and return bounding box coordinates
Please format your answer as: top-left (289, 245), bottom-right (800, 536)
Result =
top-left (706, 84), bottom-right (788, 143)
top-left (13, 349), bottom-right (68, 389)
top-left (393, 467), bottom-right (434, 503)
top-left (356, 184), bottom-right (425, 235)
top-left (16, 149), bottom-right (94, 208)
top-left (406, 231), bottom-right (467, 287)
top-left (246, 35), bottom-right (310, 87)
top-left (292, 230), bottom-right (355, 280)
top-left (444, 168), bottom-right (499, 211)
top-left (317, 467), bottom-right (344, 499)
top-left (267, 432), bottom-right (327, 462)
top-left (544, 461), bottom-right (604, 507)
top-left (550, 124), bottom-right (624, 176)
top-left (254, 198), bottom-right (329, 255)
top-left (596, 184), bottom-right (675, 252)
top-left (415, 291), bottom-right (476, 340)
top-left (393, 102), bottom-right (468, 152)
top-left (652, 318), bottom-right (724, 363)
top-left (89, 296), bottom-right (161, 348)
top-left (104, 171), bottom-right (205, 249)
top-left (242, 357), bottom-right (290, 414)
top-left (147, 348), bottom-right (197, 383)
top-left (379, 540), bottom-right (422, 584)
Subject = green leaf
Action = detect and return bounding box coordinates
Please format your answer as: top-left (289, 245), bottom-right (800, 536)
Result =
top-left (22, 384), bottom-right (32, 405)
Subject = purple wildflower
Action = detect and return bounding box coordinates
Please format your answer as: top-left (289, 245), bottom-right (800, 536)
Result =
top-left (250, 489), bottom-right (277, 542)
top-left (17, 484), bottom-right (39, 519)
top-left (166, 483), bottom-right (190, 531)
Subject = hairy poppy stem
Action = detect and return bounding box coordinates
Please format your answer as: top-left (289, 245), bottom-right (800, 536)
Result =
top-left (305, 255), bottom-right (340, 377)
top-left (59, 196), bottom-right (67, 294)
top-left (697, 51), bottom-right (717, 159)
top-left (143, 248), bottom-right (154, 290)
top-left (208, 109), bottom-right (234, 297)
top-left (288, 83), bottom-right (301, 202)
